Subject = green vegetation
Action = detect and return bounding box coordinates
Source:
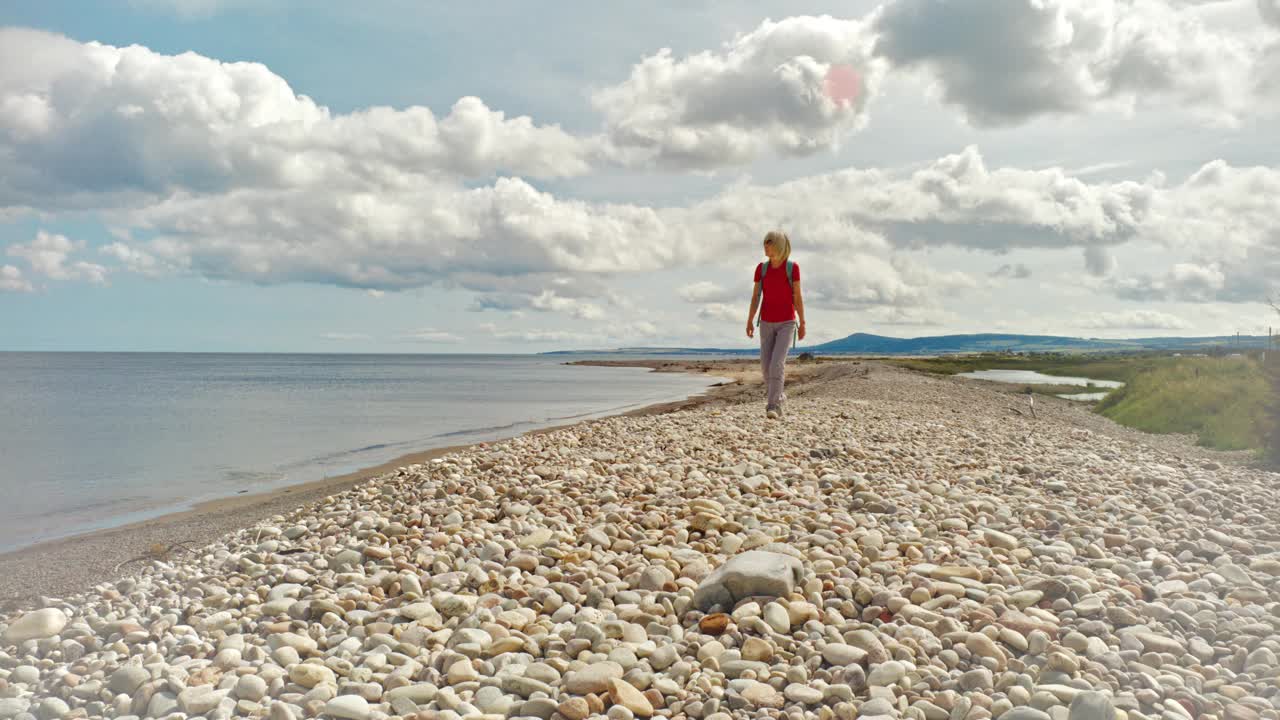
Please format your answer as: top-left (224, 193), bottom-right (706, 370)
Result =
top-left (886, 352), bottom-right (1273, 455)
top-left (1096, 356), bottom-right (1269, 452)
top-left (1267, 356), bottom-right (1280, 467)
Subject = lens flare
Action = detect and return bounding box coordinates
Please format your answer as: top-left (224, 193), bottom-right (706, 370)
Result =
top-left (823, 64), bottom-right (862, 107)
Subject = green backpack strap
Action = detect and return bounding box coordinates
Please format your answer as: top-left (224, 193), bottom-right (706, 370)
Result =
top-left (786, 261), bottom-right (797, 347)
top-left (756, 262), bottom-right (766, 326)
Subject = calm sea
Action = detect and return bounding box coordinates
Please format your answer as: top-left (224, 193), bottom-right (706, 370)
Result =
top-left (0, 353), bottom-right (723, 553)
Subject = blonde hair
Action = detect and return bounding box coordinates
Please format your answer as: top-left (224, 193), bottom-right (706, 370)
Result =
top-left (764, 230), bottom-right (791, 263)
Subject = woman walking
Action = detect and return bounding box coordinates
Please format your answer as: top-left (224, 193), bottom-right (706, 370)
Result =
top-left (746, 230), bottom-right (806, 419)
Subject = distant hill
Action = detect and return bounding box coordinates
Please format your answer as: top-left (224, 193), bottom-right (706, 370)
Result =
top-left (544, 332), bottom-right (1269, 356)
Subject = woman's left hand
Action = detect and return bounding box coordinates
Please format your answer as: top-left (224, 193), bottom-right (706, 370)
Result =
top-left (798, 322), bottom-right (806, 341)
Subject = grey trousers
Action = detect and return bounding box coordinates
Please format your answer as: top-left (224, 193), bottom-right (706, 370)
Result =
top-left (759, 320), bottom-right (796, 409)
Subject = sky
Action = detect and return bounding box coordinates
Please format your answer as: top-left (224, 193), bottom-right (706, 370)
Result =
top-left (1, 0), bottom-right (1278, 353)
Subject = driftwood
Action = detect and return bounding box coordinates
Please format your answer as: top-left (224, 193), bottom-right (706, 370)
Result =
top-left (112, 540), bottom-right (199, 573)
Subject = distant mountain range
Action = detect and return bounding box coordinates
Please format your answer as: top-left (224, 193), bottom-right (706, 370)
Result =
top-left (544, 332), bottom-right (1271, 356)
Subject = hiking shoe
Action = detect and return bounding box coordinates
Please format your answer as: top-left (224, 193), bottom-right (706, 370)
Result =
top-left (766, 407), bottom-right (780, 420)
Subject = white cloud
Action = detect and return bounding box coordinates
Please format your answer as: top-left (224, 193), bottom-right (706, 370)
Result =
top-left (477, 323), bottom-right (591, 344)
top-left (4, 17), bottom-right (1278, 332)
top-left (321, 332), bottom-right (372, 341)
top-left (864, 305), bottom-right (957, 326)
top-left (75, 138), bottom-right (1277, 319)
top-left (476, 318), bottom-right (661, 346)
top-left (681, 146), bottom-right (1155, 257)
top-left (1111, 262), bottom-right (1228, 302)
top-left (697, 302), bottom-right (743, 322)
top-left (70, 142), bottom-right (1223, 321)
top-left (399, 328), bottom-right (464, 344)
top-left (0, 28), bottom-right (593, 212)
top-left (873, 0), bottom-right (1263, 126)
top-left (7, 231), bottom-right (108, 284)
top-left (593, 15), bottom-right (887, 169)
top-left (679, 281), bottom-right (739, 303)
top-left (1077, 310), bottom-right (1191, 329)
top-left (100, 242), bottom-right (168, 277)
top-left (0, 264), bottom-right (32, 293)
top-left (118, 177), bottom-right (670, 292)
top-left (1122, 159), bottom-right (1280, 302)
top-left (365, 289), bottom-right (385, 299)
top-left (529, 291), bottom-right (606, 320)
top-left (801, 254), bottom-right (976, 311)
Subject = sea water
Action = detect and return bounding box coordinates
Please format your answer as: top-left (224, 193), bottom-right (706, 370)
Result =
top-left (0, 353), bottom-right (722, 552)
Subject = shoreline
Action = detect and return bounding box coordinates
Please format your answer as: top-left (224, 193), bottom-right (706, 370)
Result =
top-left (0, 362), bottom-right (755, 605)
top-left (1, 358), bottom-right (1273, 719)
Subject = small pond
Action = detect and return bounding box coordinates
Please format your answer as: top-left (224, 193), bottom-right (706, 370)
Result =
top-left (955, 369), bottom-right (1124, 402)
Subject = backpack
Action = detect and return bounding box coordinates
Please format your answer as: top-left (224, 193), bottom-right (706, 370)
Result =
top-left (757, 260), bottom-right (800, 348)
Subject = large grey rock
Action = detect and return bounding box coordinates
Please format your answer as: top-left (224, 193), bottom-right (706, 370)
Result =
top-left (1068, 692), bottom-right (1115, 720)
top-left (1000, 710), bottom-right (1051, 720)
top-left (0, 699), bottom-right (30, 720)
top-left (324, 696), bottom-right (371, 720)
top-left (564, 662), bottom-right (624, 694)
top-left (692, 551), bottom-right (804, 611)
top-left (2, 609), bottom-right (67, 644)
top-left (108, 665), bottom-right (150, 695)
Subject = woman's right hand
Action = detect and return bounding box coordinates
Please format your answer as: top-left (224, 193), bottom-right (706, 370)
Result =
top-left (746, 322), bottom-right (754, 338)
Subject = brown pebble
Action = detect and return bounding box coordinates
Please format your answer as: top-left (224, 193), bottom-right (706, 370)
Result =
top-left (644, 688), bottom-right (665, 709)
top-left (699, 613), bottom-right (730, 635)
top-left (558, 698), bottom-right (590, 720)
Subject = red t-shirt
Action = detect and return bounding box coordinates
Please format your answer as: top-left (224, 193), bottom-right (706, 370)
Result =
top-left (754, 261), bottom-right (799, 322)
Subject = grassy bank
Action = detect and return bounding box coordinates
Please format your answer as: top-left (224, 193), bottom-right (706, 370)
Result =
top-left (1095, 356), bottom-right (1269, 452)
top-left (886, 353), bottom-right (1272, 454)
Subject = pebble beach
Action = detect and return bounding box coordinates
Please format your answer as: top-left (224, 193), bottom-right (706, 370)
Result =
top-left (2, 359), bottom-right (1277, 720)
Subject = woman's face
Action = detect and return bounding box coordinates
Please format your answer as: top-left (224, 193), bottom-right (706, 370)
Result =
top-left (763, 239), bottom-right (778, 261)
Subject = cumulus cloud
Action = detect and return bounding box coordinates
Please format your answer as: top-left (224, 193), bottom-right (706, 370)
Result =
top-left (477, 319), bottom-right (661, 346)
top-left (0, 264), bottom-right (32, 292)
top-left (801, 254), bottom-right (976, 311)
top-left (688, 146), bottom-right (1154, 255)
top-left (1111, 263), bottom-right (1228, 302)
top-left (678, 281), bottom-right (739, 303)
top-left (7, 231), bottom-right (108, 283)
top-left (697, 303), bottom-right (743, 322)
top-left (873, 0), bottom-right (1260, 126)
top-left (593, 15), bottom-right (887, 169)
top-left (79, 136), bottom-right (1275, 318)
top-left (864, 306), bottom-right (955, 326)
top-left (1124, 159), bottom-right (1280, 303)
top-left (119, 178), bottom-right (669, 291)
top-left (0, 28), bottom-right (593, 211)
top-left (2, 27), bottom-right (1271, 319)
top-left (99, 242), bottom-right (171, 277)
top-left (477, 324), bottom-right (588, 344)
top-left (1077, 309), bottom-right (1191, 329)
top-left (80, 143), bottom-right (1194, 319)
